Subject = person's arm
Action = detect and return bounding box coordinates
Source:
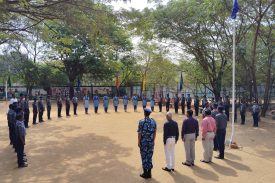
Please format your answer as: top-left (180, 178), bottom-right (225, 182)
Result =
top-left (181, 121), bottom-right (185, 141)
top-left (175, 123), bottom-right (179, 143)
top-left (201, 119), bottom-right (207, 140)
top-left (195, 120), bottom-right (199, 139)
top-left (138, 133), bottom-right (141, 148)
top-left (163, 123), bottom-right (167, 145)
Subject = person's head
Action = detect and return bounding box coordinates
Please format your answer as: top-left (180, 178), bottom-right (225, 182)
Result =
top-left (166, 112), bottom-right (172, 121)
top-left (213, 103), bottom-right (218, 109)
top-left (167, 93), bottom-right (169, 97)
top-left (15, 107), bottom-right (22, 114)
top-left (144, 108), bottom-right (152, 117)
top-left (47, 95), bottom-right (51, 99)
top-left (220, 97), bottom-right (222, 101)
top-left (39, 96), bottom-right (43, 100)
top-left (203, 95), bottom-right (206, 98)
top-left (12, 94), bottom-right (15, 98)
top-left (24, 94), bottom-right (28, 99)
top-left (34, 97), bottom-right (37, 101)
top-left (218, 106), bottom-right (224, 113)
top-left (20, 93), bottom-right (24, 99)
top-left (16, 113), bottom-right (23, 121)
top-left (9, 104), bottom-right (13, 110)
top-left (205, 109), bottom-right (212, 116)
top-left (187, 109), bottom-right (193, 117)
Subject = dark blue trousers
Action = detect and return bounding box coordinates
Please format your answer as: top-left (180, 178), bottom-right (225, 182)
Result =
top-left (253, 112), bottom-right (259, 127)
top-left (217, 129), bottom-right (226, 158)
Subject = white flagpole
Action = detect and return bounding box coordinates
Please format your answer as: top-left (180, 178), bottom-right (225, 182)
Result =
top-left (230, 18), bottom-right (236, 145)
top-left (5, 79), bottom-right (8, 102)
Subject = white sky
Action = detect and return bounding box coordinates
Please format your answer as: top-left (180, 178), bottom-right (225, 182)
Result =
top-left (110, 0), bottom-right (168, 11)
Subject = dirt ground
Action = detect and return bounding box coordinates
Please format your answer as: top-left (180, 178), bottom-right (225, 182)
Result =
top-left (0, 101), bottom-right (275, 183)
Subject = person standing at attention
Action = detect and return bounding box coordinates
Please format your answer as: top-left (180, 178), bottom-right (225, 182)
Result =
top-left (215, 106), bottom-right (227, 159)
top-left (181, 109), bottom-right (199, 166)
top-left (162, 112), bottom-right (179, 172)
top-left (83, 94), bottom-right (90, 114)
top-left (201, 109), bottom-right (216, 163)
top-left (138, 108), bottom-right (157, 179)
top-left (150, 95), bottom-right (155, 112)
top-left (113, 94), bottom-right (119, 112)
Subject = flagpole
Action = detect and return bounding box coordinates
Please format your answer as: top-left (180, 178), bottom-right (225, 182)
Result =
top-left (230, 18), bottom-right (236, 146)
top-left (5, 79), bottom-right (8, 102)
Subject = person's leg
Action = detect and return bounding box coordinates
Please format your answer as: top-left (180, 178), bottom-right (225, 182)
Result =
top-left (190, 134), bottom-right (195, 164)
top-left (164, 139), bottom-right (171, 169)
top-left (184, 134), bottom-right (191, 165)
top-left (202, 138), bottom-right (208, 161)
top-left (218, 130), bottom-right (226, 159)
top-left (209, 133), bottom-right (215, 162)
top-left (170, 138), bottom-right (176, 169)
top-left (214, 135), bottom-right (218, 151)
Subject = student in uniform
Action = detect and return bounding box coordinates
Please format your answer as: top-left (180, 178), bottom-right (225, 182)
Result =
top-left (93, 94), bottom-right (99, 113)
top-left (181, 94), bottom-right (186, 115)
top-left (138, 108), bottom-right (157, 179)
top-left (46, 95), bottom-right (51, 120)
top-left (33, 97), bottom-right (38, 124)
top-left (103, 95), bottom-right (109, 113)
top-left (23, 94), bottom-right (30, 127)
top-left (16, 114), bottom-right (28, 168)
top-left (7, 104), bottom-right (14, 145)
top-left (83, 94), bottom-right (90, 114)
top-left (65, 96), bottom-right (71, 116)
top-left (132, 94), bottom-right (138, 112)
top-left (57, 95), bottom-right (63, 118)
top-left (165, 94), bottom-right (170, 112)
top-left (186, 94), bottom-right (192, 110)
top-left (240, 99), bottom-right (246, 125)
top-left (142, 94), bottom-right (147, 109)
top-left (174, 95), bottom-right (179, 114)
top-left (113, 94), bottom-right (119, 112)
top-left (123, 94), bottom-right (128, 112)
top-left (158, 94), bottom-right (163, 112)
top-left (72, 95), bottom-right (78, 115)
top-left (38, 96), bottom-right (45, 122)
top-left (150, 95), bottom-right (155, 112)
top-left (194, 96), bottom-right (200, 116)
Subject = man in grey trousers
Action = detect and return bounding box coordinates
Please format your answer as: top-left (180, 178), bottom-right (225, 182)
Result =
top-left (181, 110), bottom-right (199, 166)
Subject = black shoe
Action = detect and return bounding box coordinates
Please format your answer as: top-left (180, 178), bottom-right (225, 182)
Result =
top-left (191, 163), bottom-right (195, 166)
top-left (215, 156), bottom-right (224, 159)
top-left (140, 169), bottom-right (149, 179)
top-left (18, 163), bottom-right (28, 168)
top-left (33, 123), bottom-right (37, 125)
top-left (182, 162), bottom-right (191, 166)
top-left (200, 160), bottom-right (210, 163)
top-left (162, 167), bottom-right (171, 172)
top-left (171, 169), bottom-right (175, 171)
top-left (148, 169), bottom-right (152, 178)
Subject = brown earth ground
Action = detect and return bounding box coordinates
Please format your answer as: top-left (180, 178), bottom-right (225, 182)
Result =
top-left (0, 101), bottom-right (275, 183)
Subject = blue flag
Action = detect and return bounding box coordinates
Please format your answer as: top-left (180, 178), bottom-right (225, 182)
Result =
top-left (180, 72), bottom-right (183, 93)
top-left (231, 0), bottom-right (239, 19)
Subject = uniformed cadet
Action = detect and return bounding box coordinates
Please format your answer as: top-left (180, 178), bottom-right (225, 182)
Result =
top-left (38, 96), bottom-right (45, 122)
top-left (57, 95), bottom-right (63, 117)
top-left (32, 97), bottom-right (38, 124)
top-left (224, 96), bottom-right (230, 121)
top-left (23, 94), bottom-right (30, 128)
top-left (11, 103), bottom-right (17, 150)
top-left (15, 114), bottom-right (28, 168)
top-left (7, 104), bottom-right (15, 145)
top-left (65, 95), bottom-right (71, 116)
top-left (181, 94), bottom-right (186, 115)
top-left (186, 94), bottom-right (192, 110)
top-left (240, 99), bottom-right (246, 125)
top-left (150, 95), bottom-right (155, 112)
top-left (158, 94), bottom-right (163, 112)
top-left (174, 95), bottom-right (179, 114)
top-left (93, 94), bottom-right (99, 113)
top-left (252, 101), bottom-right (260, 127)
top-left (165, 94), bottom-right (170, 112)
top-left (72, 95), bottom-right (78, 115)
top-left (103, 95), bottom-right (109, 113)
top-left (123, 95), bottom-right (128, 112)
top-left (18, 93), bottom-right (25, 113)
top-left (113, 95), bottom-right (119, 112)
top-left (46, 95), bottom-right (51, 120)
top-left (132, 94), bottom-right (138, 112)
top-left (138, 108), bottom-right (157, 179)
top-left (142, 94), bottom-right (147, 109)
top-left (194, 96), bottom-right (200, 116)
top-left (83, 94), bottom-right (90, 114)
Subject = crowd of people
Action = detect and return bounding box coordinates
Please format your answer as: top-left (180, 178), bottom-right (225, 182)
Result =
top-left (6, 92), bottom-right (261, 169)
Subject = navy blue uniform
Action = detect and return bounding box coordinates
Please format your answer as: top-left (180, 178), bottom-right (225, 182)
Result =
top-left (33, 101), bottom-right (38, 124)
top-left (138, 118), bottom-right (157, 170)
